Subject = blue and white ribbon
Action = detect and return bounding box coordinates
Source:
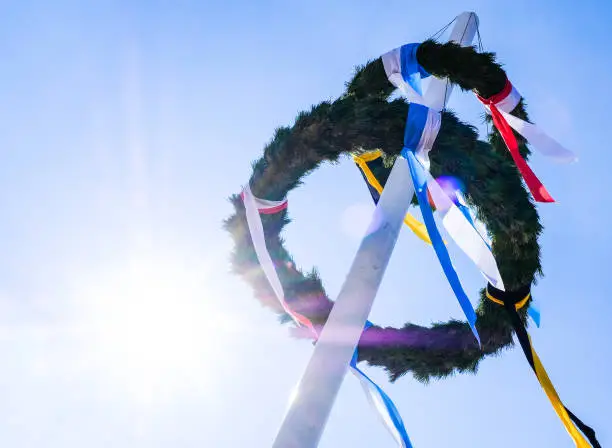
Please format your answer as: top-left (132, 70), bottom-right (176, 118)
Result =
top-left (350, 321), bottom-right (412, 448)
top-left (382, 43), bottom-right (432, 107)
top-left (382, 43), bottom-right (513, 344)
top-left (403, 145), bottom-right (481, 345)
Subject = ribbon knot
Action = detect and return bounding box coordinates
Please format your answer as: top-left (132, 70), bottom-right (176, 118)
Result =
top-left (485, 283), bottom-right (531, 310)
top-left (477, 80), bottom-right (555, 203)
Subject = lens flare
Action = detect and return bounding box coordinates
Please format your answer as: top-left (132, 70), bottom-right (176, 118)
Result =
top-left (434, 175), bottom-right (465, 203)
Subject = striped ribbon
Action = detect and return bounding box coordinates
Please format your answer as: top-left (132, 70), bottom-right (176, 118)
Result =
top-left (382, 43), bottom-right (431, 104)
top-left (241, 184), bottom-right (413, 447)
top-left (486, 284), bottom-right (600, 447)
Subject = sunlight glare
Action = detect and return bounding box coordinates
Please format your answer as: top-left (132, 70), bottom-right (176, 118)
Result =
top-left (81, 254), bottom-right (235, 403)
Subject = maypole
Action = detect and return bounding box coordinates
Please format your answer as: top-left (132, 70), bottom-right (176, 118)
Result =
top-left (271, 12), bottom-right (479, 448)
top-left (271, 159), bottom-right (413, 448)
top-left (425, 12), bottom-right (479, 110)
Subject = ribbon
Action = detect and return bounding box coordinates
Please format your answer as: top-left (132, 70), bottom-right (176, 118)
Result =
top-left (354, 151), bottom-right (509, 292)
top-left (241, 184), bottom-right (413, 448)
top-left (422, 163), bottom-right (504, 290)
top-left (401, 104), bottom-right (479, 345)
top-left (240, 190), bottom-right (288, 214)
top-left (486, 284), bottom-right (600, 447)
top-left (351, 321), bottom-right (412, 448)
top-left (401, 100), bottom-right (515, 344)
top-left (478, 80), bottom-right (576, 163)
top-left (498, 111), bottom-right (577, 163)
top-left (482, 95), bottom-right (554, 203)
top-left (447, 188), bottom-right (546, 324)
top-left (403, 147), bottom-right (480, 345)
top-left (383, 41), bottom-right (507, 343)
top-left (382, 43), bottom-right (433, 107)
top-left (384, 39), bottom-right (504, 291)
top-left (455, 191), bottom-right (490, 246)
top-left (477, 79), bottom-right (578, 203)
top-left (353, 150), bottom-right (432, 245)
top-left (528, 302), bottom-right (541, 328)
top-left (242, 185), bottom-right (312, 330)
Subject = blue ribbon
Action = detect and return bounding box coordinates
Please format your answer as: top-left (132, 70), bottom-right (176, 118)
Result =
top-left (402, 102), bottom-right (429, 150)
top-left (403, 148), bottom-right (480, 344)
top-left (400, 43), bottom-right (430, 96)
top-left (457, 202), bottom-right (476, 228)
top-left (397, 45), bottom-right (526, 340)
top-left (528, 305), bottom-right (541, 327)
top-left (400, 102), bottom-right (480, 344)
top-left (350, 321), bottom-right (412, 448)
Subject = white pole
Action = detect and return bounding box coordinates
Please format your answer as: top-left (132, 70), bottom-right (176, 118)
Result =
top-left (425, 12), bottom-right (480, 111)
top-left (271, 12), bottom-right (480, 448)
top-left (272, 158), bottom-right (413, 448)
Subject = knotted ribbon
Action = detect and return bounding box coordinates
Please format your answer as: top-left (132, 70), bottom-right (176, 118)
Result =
top-left (476, 79), bottom-right (577, 203)
top-left (382, 43), bottom-right (431, 103)
top-left (241, 184), bottom-right (413, 448)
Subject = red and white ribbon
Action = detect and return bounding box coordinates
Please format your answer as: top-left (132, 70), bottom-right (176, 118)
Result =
top-left (241, 184), bottom-right (313, 330)
top-left (476, 80), bottom-right (577, 203)
top-left (240, 189), bottom-right (288, 214)
top-left (482, 80), bottom-right (522, 114)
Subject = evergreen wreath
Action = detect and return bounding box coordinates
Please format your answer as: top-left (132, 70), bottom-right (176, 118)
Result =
top-left (224, 40), bottom-right (542, 383)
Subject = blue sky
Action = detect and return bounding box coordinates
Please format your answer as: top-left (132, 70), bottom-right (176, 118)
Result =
top-left (0, 1), bottom-right (610, 447)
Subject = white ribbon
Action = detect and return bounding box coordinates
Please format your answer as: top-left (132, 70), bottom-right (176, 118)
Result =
top-left (414, 106), bottom-right (442, 170)
top-left (426, 170), bottom-right (505, 290)
top-left (479, 84), bottom-right (577, 164)
top-left (499, 110), bottom-right (577, 163)
top-left (494, 83), bottom-right (521, 114)
top-left (242, 185), bottom-right (299, 320)
top-left (456, 191), bottom-right (492, 247)
top-left (381, 47), bottom-right (437, 110)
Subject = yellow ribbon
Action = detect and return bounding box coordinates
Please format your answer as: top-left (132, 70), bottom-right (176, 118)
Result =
top-left (353, 151), bottom-right (433, 245)
top-left (529, 337), bottom-right (591, 447)
top-left (485, 291), bottom-right (531, 310)
top-left (485, 292), bottom-right (592, 447)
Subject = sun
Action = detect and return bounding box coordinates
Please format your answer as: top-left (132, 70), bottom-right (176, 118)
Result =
top-left (77, 252), bottom-right (234, 403)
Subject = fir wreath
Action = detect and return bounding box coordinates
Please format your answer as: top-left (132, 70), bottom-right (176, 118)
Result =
top-left (224, 40), bottom-right (543, 383)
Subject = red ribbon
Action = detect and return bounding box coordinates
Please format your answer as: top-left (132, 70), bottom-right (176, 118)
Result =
top-left (239, 191), bottom-right (289, 214)
top-left (477, 81), bottom-right (554, 203)
top-left (240, 191), bottom-right (314, 334)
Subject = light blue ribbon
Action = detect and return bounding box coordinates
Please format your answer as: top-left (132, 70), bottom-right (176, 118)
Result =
top-left (528, 306), bottom-right (541, 327)
top-left (350, 321), bottom-right (412, 448)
